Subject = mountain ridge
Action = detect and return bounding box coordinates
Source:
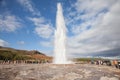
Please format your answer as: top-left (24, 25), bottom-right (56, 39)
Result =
top-left (0, 46), bottom-right (52, 61)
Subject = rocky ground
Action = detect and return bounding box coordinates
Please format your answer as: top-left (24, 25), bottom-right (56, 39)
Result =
top-left (0, 64), bottom-right (120, 80)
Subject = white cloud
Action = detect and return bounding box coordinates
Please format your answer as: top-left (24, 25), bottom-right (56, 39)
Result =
top-left (28, 17), bottom-right (45, 26)
top-left (17, 41), bottom-right (25, 45)
top-left (65, 0), bottom-right (120, 55)
top-left (35, 24), bottom-right (53, 38)
top-left (17, 0), bottom-right (40, 16)
top-left (0, 39), bottom-right (8, 46)
top-left (29, 17), bottom-right (54, 38)
top-left (0, 14), bottom-right (22, 32)
top-left (39, 40), bottom-right (53, 47)
top-left (18, 0), bottom-right (54, 39)
top-left (74, 0), bottom-right (115, 20)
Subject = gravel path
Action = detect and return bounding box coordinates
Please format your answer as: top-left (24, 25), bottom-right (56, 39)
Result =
top-left (0, 64), bottom-right (120, 80)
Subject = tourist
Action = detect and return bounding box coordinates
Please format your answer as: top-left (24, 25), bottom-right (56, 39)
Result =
top-left (114, 60), bottom-right (118, 68)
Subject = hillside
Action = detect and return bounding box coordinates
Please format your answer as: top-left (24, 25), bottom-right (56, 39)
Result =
top-left (0, 46), bottom-right (52, 61)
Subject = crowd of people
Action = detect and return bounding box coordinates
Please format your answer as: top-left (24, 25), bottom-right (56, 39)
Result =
top-left (91, 59), bottom-right (120, 69)
top-left (0, 59), bottom-right (120, 70)
top-left (0, 60), bottom-right (51, 64)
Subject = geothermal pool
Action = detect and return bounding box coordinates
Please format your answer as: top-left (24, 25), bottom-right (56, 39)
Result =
top-left (0, 64), bottom-right (120, 80)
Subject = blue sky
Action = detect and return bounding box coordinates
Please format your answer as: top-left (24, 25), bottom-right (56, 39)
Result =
top-left (0, 0), bottom-right (120, 57)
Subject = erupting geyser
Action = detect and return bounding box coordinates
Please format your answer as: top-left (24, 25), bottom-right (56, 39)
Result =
top-left (53, 3), bottom-right (68, 64)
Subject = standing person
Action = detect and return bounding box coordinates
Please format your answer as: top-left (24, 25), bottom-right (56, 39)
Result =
top-left (114, 60), bottom-right (118, 68)
top-left (96, 60), bottom-right (99, 65)
top-left (100, 60), bottom-right (103, 65)
top-left (91, 59), bottom-right (94, 64)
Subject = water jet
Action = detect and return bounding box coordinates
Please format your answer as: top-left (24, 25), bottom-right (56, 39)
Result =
top-left (53, 3), bottom-right (70, 64)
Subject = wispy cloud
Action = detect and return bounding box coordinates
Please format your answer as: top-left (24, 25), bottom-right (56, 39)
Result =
top-left (0, 39), bottom-right (8, 47)
top-left (39, 40), bottom-right (53, 47)
top-left (18, 0), bottom-right (54, 39)
top-left (35, 25), bottom-right (53, 38)
top-left (0, 14), bottom-right (22, 32)
top-left (29, 17), bottom-right (54, 38)
top-left (28, 17), bottom-right (45, 25)
top-left (65, 0), bottom-right (120, 56)
top-left (17, 0), bottom-right (40, 16)
top-left (17, 41), bottom-right (25, 45)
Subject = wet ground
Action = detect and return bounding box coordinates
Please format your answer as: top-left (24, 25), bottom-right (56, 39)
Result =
top-left (0, 64), bottom-right (120, 80)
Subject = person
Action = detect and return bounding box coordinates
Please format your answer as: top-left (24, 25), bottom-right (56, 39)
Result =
top-left (114, 60), bottom-right (118, 68)
top-left (91, 60), bottom-right (94, 64)
top-left (96, 60), bottom-right (99, 65)
top-left (100, 60), bottom-right (103, 65)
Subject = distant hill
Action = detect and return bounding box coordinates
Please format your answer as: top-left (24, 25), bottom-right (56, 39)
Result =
top-left (0, 46), bottom-right (52, 61)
